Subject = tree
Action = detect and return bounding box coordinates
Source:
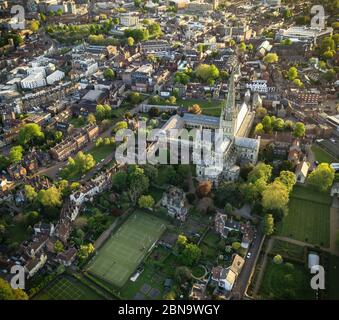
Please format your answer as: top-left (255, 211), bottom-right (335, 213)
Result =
top-left (87, 113), bottom-right (96, 124)
top-left (54, 240), bottom-right (64, 253)
top-left (232, 242), bottom-right (241, 250)
top-left (111, 171), bottom-right (128, 193)
top-left (262, 115), bottom-right (272, 133)
top-left (96, 104), bottom-right (111, 120)
top-left (293, 122), bottom-right (305, 138)
top-left (37, 187), bottom-right (62, 208)
top-left (248, 162), bottom-right (272, 184)
top-left (188, 104), bottom-right (201, 114)
top-left (262, 180), bottom-right (289, 213)
top-left (29, 20), bottom-right (40, 32)
top-left (127, 36), bottom-right (135, 46)
top-left (254, 123), bottom-right (264, 135)
top-left (177, 234), bottom-right (188, 247)
top-left (78, 243), bottom-right (95, 261)
top-left (26, 211), bottom-right (39, 226)
top-left (143, 164), bottom-right (158, 183)
top-left (273, 254), bottom-right (283, 264)
top-left (196, 181), bottom-right (212, 198)
top-left (56, 8), bottom-right (63, 16)
top-left (283, 8), bottom-right (292, 19)
top-left (134, 0), bottom-right (141, 7)
top-left (308, 163), bottom-right (335, 192)
top-left (323, 69), bottom-right (336, 82)
top-left (275, 170), bottom-right (296, 193)
top-left (293, 79), bottom-right (303, 88)
top-left (9, 145), bottom-right (24, 164)
top-left (127, 166), bottom-right (149, 204)
top-left (0, 278), bottom-right (28, 300)
top-left (175, 266), bottom-right (191, 283)
top-left (180, 243), bottom-right (201, 266)
top-left (174, 71), bottom-right (190, 85)
top-left (24, 185), bottom-right (37, 202)
top-left (129, 92), bottom-right (142, 105)
top-left (195, 64), bottom-right (220, 83)
top-left (263, 214), bottom-right (274, 235)
top-left (104, 68), bottom-right (115, 80)
top-left (273, 118), bottom-right (285, 131)
top-left (256, 107), bottom-right (267, 119)
top-left (224, 203), bottom-right (233, 214)
top-left (18, 123), bottom-right (44, 146)
top-left (263, 53), bottom-right (278, 64)
top-left (63, 152), bottom-right (96, 177)
top-left (113, 121), bottom-right (128, 132)
top-left (138, 195), bottom-right (155, 209)
top-left (288, 67), bottom-right (298, 81)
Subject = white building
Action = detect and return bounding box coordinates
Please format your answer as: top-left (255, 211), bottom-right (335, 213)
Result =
top-left (21, 72), bottom-right (46, 89)
top-left (120, 14), bottom-right (139, 27)
top-left (46, 70), bottom-right (65, 85)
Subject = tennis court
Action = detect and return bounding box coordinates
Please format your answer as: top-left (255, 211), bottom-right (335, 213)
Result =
top-left (34, 275), bottom-right (103, 300)
top-left (87, 212), bottom-right (166, 288)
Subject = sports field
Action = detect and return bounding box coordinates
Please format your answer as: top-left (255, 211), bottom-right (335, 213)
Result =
top-left (87, 212), bottom-right (166, 288)
top-left (34, 276), bottom-right (103, 300)
top-left (278, 185), bottom-right (331, 247)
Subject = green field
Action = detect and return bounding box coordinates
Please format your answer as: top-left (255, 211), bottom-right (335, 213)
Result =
top-left (89, 144), bottom-right (114, 162)
top-left (34, 276), bottom-right (103, 300)
top-left (87, 212), bottom-right (167, 288)
top-left (311, 145), bottom-right (337, 163)
top-left (176, 98), bottom-right (225, 117)
top-left (271, 239), bottom-right (305, 261)
top-left (259, 260), bottom-right (315, 300)
top-left (278, 185), bottom-right (331, 247)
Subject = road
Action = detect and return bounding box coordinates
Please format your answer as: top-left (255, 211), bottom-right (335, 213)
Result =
top-left (231, 230), bottom-right (264, 300)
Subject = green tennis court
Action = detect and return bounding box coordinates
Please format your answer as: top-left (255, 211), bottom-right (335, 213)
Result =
top-left (87, 212), bottom-right (166, 288)
top-left (34, 276), bottom-right (103, 300)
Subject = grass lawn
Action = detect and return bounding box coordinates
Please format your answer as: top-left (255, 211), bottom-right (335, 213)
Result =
top-left (176, 98), bottom-right (225, 117)
top-left (69, 116), bottom-right (86, 128)
top-left (312, 145), bottom-right (337, 163)
top-left (87, 211), bottom-right (167, 288)
top-left (34, 275), bottom-right (103, 300)
top-left (89, 144), bottom-right (114, 162)
top-left (259, 260), bottom-right (315, 300)
top-left (277, 185), bottom-right (331, 247)
top-left (120, 246), bottom-right (170, 299)
top-left (328, 255), bottom-right (339, 300)
top-left (271, 239), bottom-right (305, 261)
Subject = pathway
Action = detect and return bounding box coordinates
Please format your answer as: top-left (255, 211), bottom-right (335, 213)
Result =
top-left (252, 237), bottom-right (274, 296)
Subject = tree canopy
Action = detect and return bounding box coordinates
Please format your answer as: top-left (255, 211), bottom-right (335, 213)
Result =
top-left (308, 163), bottom-right (335, 192)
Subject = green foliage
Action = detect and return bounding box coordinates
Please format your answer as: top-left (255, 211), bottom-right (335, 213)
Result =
top-left (138, 195), bottom-right (155, 209)
top-left (62, 152), bottom-right (96, 179)
top-left (195, 64), bottom-right (220, 83)
top-left (37, 187), bottom-right (62, 208)
top-left (273, 254), bottom-right (283, 264)
top-left (263, 53), bottom-right (279, 64)
top-left (18, 123), bottom-right (44, 146)
top-left (9, 145), bottom-right (24, 164)
top-left (308, 163), bottom-right (335, 192)
top-left (293, 122), bottom-right (305, 138)
top-left (54, 240), bottom-right (64, 253)
top-left (263, 214), bottom-right (274, 235)
top-left (96, 104), bottom-right (112, 121)
top-left (0, 278), bottom-right (28, 300)
top-left (288, 67), bottom-right (298, 81)
top-left (24, 185), bottom-right (37, 202)
top-left (104, 68), bottom-right (115, 80)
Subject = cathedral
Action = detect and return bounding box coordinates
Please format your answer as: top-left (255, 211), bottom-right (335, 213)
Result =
top-left (148, 67), bottom-right (261, 185)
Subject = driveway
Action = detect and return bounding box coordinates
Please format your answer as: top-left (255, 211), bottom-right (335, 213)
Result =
top-left (231, 230), bottom-right (264, 299)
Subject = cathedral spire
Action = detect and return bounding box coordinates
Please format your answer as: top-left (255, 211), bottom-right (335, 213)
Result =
top-left (220, 69), bottom-right (237, 137)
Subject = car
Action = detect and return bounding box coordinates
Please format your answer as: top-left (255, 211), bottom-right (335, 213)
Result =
top-left (246, 252), bottom-right (252, 259)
